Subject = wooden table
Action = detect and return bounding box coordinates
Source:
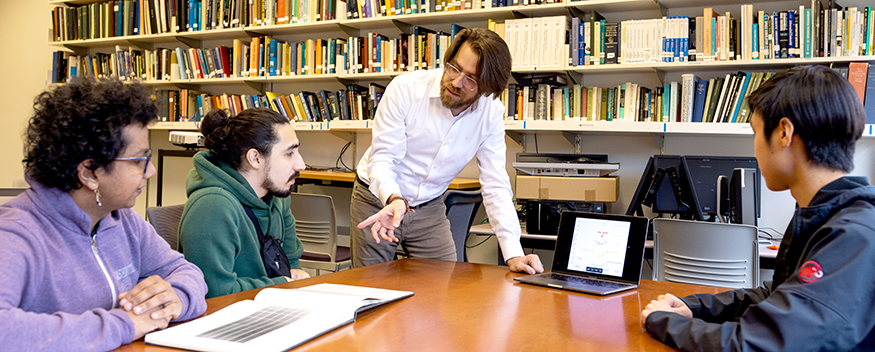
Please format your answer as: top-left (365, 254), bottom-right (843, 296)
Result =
top-left (298, 170), bottom-right (481, 189)
top-left (117, 258), bottom-right (728, 352)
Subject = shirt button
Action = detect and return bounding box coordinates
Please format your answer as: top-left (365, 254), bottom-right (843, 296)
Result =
top-left (433, 166), bottom-right (437, 169)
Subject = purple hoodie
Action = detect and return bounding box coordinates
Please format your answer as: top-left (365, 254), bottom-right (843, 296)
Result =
top-left (0, 178), bottom-right (208, 351)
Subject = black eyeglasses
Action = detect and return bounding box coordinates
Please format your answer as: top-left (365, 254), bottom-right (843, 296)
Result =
top-left (114, 149), bottom-right (152, 175)
top-left (445, 62), bottom-right (478, 92)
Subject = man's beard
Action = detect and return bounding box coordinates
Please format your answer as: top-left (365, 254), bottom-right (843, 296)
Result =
top-left (262, 167), bottom-right (298, 198)
top-left (440, 84), bottom-right (477, 111)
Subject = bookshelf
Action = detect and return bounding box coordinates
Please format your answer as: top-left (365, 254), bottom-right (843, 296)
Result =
top-left (46, 0), bottom-right (875, 232)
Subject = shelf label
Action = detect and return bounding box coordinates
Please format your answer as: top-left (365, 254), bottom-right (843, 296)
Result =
top-left (504, 120), bottom-right (524, 129)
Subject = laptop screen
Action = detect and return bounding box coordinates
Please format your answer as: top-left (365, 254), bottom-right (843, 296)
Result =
top-left (552, 212), bottom-right (650, 284)
top-left (567, 217), bottom-right (631, 278)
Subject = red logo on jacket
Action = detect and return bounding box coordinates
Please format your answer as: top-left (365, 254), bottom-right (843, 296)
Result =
top-left (799, 261), bottom-right (824, 283)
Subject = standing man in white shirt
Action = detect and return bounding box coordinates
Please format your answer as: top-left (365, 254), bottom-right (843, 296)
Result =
top-left (352, 28), bottom-right (543, 274)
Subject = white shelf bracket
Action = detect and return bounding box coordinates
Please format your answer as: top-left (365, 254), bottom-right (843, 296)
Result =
top-left (566, 71), bottom-right (584, 86)
top-left (392, 19), bottom-right (412, 33)
top-left (243, 80), bottom-right (266, 93)
top-left (173, 36), bottom-right (201, 49)
top-left (506, 131), bottom-right (526, 152)
top-left (654, 68), bottom-right (666, 86)
top-left (338, 23), bottom-right (359, 37)
top-left (562, 131), bottom-right (583, 154)
top-left (127, 39), bottom-right (153, 50)
top-left (62, 44), bottom-right (89, 57)
top-left (651, 133), bottom-right (665, 152)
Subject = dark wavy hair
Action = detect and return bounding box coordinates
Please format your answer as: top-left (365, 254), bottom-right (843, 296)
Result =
top-left (443, 28), bottom-right (512, 98)
top-left (24, 78), bottom-right (157, 191)
top-left (747, 65), bottom-right (865, 172)
top-left (201, 108), bottom-right (290, 170)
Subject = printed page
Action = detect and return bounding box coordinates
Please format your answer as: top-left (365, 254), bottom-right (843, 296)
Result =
top-left (145, 284), bottom-right (413, 352)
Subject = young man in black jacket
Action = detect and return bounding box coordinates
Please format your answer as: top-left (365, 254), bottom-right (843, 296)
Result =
top-left (641, 65), bottom-right (875, 351)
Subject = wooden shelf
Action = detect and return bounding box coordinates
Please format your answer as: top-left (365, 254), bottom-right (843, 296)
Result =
top-left (299, 170), bottom-right (480, 189)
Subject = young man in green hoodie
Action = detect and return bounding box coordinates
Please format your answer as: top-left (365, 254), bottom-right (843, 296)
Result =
top-left (179, 108), bottom-right (309, 298)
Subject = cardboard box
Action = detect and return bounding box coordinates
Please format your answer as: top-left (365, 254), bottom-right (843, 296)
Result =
top-left (515, 176), bottom-right (618, 202)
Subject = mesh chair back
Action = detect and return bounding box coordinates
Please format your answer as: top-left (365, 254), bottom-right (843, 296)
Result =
top-left (146, 204), bottom-right (185, 251)
top-left (289, 193), bottom-right (337, 260)
top-left (443, 190), bottom-right (483, 262)
top-left (653, 218), bottom-right (759, 289)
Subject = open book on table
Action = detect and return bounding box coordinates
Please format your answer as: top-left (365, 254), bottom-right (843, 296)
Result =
top-left (145, 283), bottom-right (414, 352)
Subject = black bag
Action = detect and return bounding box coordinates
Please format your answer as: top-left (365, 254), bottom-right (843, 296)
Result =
top-left (243, 206), bottom-right (292, 278)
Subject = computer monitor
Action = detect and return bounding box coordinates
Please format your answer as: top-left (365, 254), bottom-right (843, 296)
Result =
top-left (626, 156), bottom-right (703, 221)
top-left (681, 156), bottom-right (760, 220)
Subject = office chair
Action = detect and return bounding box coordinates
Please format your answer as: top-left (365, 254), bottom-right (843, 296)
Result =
top-left (289, 192), bottom-right (351, 275)
top-left (443, 189), bottom-right (483, 262)
top-left (146, 204), bottom-right (186, 251)
top-left (652, 218), bottom-right (759, 289)
top-left (0, 188), bottom-right (27, 205)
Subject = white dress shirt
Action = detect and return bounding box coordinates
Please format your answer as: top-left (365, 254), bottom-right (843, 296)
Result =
top-left (357, 69), bottom-right (524, 260)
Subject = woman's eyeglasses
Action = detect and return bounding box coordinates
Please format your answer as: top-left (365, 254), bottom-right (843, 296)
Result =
top-left (114, 149), bottom-right (152, 175)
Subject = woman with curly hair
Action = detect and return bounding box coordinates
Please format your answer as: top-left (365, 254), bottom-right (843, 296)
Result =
top-left (0, 78), bottom-right (208, 350)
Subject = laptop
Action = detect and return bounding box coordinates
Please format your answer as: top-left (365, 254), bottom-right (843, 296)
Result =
top-left (514, 211), bottom-right (650, 295)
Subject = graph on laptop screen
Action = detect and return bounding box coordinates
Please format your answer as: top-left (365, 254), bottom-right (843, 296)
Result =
top-left (567, 218), bottom-right (631, 277)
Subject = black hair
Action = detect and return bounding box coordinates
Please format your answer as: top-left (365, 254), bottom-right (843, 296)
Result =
top-left (443, 28), bottom-right (512, 98)
top-left (201, 108), bottom-right (290, 170)
top-left (24, 78), bottom-right (157, 191)
top-left (747, 65), bottom-right (866, 172)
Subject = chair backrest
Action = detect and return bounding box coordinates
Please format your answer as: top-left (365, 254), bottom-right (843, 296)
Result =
top-left (146, 204), bottom-right (186, 251)
top-left (0, 188), bottom-right (27, 205)
top-left (443, 190), bottom-right (483, 262)
top-left (653, 218), bottom-right (759, 289)
top-left (288, 193), bottom-right (338, 260)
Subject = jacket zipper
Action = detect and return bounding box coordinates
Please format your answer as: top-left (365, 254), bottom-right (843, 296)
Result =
top-left (91, 232), bottom-right (118, 309)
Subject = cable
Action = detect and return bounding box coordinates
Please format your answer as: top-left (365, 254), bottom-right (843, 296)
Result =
top-left (757, 227), bottom-right (785, 241)
top-left (335, 141), bottom-right (354, 172)
top-left (466, 233), bottom-right (494, 249)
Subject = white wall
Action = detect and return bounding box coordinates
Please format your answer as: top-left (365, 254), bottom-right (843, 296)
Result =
top-left (0, 0), bottom-right (55, 188)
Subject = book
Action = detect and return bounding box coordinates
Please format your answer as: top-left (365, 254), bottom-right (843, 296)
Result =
top-left (145, 284), bottom-right (413, 352)
top-left (680, 73), bottom-right (698, 122)
top-left (848, 62), bottom-right (869, 103)
top-left (692, 79), bottom-right (708, 123)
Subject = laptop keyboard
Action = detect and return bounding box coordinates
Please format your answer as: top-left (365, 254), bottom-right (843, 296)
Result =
top-left (549, 273), bottom-right (629, 289)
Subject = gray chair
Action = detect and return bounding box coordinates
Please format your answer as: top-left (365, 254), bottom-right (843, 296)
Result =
top-left (0, 188), bottom-right (27, 205)
top-left (289, 193), bottom-right (351, 275)
top-left (653, 218), bottom-right (759, 289)
top-left (442, 189), bottom-right (483, 262)
top-left (146, 204), bottom-right (186, 251)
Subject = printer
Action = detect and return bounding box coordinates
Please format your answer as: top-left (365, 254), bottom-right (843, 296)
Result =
top-left (513, 153), bottom-right (619, 235)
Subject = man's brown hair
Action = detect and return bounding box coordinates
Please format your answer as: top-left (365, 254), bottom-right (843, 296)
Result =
top-left (442, 28), bottom-right (512, 98)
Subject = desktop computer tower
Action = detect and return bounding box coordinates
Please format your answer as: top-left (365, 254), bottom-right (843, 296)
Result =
top-left (525, 200), bottom-right (607, 235)
top-left (728, 168), bottom-right (758, 226)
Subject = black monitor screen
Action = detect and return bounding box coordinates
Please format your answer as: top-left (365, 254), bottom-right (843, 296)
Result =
top-left (682, 156), bottom-right (760, 217)
top-left (627, 155), bottom-right (703, 221)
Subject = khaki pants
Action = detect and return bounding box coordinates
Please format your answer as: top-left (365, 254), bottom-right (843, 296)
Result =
top-left (349, 179), bottom-right (456, 268)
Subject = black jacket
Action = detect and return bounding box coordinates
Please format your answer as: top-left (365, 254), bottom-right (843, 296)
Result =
top-left (645, 177), bottom-right (875, 351)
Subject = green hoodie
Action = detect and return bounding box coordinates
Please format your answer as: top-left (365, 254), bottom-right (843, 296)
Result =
top-left (179, 151), bottom-right (303, 298)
